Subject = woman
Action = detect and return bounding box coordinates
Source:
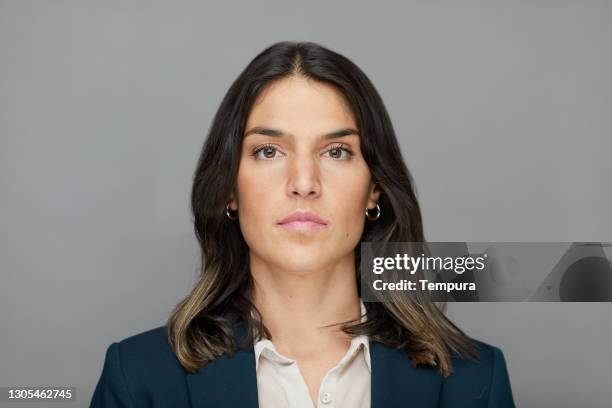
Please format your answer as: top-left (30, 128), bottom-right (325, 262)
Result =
top-left (90, 41), bottom-right (515, 407)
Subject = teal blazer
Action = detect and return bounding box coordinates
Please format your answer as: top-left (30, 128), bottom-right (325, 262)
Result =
top-left (90, 324), bottom-right (515, 407)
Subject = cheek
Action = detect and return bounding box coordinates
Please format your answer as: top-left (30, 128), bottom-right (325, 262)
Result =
top-left (339, 203), bottom-right (367, 243)
top-left (330, 174), bottom-right (370, 242)
top-left (236, 160), bottom-right (277, 208)
top-left (235, 165), bottom-right (279, 246)
top-left (332, 163), bottom-right (371, 205)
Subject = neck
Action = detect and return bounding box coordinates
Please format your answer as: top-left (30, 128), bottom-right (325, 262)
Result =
top-left (249, 252), bottom-right (362, 356)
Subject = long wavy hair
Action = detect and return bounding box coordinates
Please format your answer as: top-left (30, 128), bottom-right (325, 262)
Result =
top-left (166, 41), bottom-right (478, 378)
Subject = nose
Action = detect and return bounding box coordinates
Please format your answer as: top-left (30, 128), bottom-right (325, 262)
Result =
top-left (286, 153), bottom-right (321, 199)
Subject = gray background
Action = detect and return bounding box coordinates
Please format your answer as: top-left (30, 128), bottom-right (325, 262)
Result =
top-left (1, 1), bottom-right (611, 407)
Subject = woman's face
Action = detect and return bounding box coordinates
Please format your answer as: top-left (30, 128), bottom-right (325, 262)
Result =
top-left (229, 75), bottom-right (380, 275)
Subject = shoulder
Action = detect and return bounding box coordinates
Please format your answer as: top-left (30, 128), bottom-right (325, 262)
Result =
top-left (90, 325), bottom-right (190, 407)
top-left (441, 337), bottom-right (515, 407)
top-left (448, 337), bottom-right (504, 376)
top-left (114, 325), bottom-right (180, 372)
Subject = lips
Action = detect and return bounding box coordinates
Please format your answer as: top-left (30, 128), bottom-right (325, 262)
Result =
top-left (277, 210), bottom-right (328, 232)
top-left (277, 210), bottom-right (328, 225)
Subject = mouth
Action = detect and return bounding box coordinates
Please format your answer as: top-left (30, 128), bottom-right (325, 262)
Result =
top-left (277, 220), bottom-right (328, 232)
top-left (276, 210), bottom-right (329, 232)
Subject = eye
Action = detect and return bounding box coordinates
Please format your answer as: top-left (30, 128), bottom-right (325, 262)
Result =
top-left (325, 144), bottom-right (354, 160)
top-left (251, 144), bottom-right (284, 160)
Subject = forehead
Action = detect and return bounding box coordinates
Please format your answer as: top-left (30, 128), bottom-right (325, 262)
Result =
top-left (246, 76), bottom-right (357, 131)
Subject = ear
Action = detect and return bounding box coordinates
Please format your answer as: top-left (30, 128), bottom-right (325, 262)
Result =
top-left (227, 192), bottom-right (238, 210)
top-left (366, 181), bottom-right (382, 209)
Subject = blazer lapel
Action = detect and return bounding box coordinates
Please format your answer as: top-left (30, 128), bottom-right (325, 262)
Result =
top-left (185, 322), bottom-right (259, 408)
top-left (185, 323), bottom-right (442, 408)
top-left (370, 341), bottom-right (442, 408)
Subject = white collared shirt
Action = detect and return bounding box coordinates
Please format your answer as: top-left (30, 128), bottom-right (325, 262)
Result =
top-left (253, 300), bottom-right (371, 408)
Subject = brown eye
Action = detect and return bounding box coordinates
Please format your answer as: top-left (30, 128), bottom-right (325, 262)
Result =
top-left (251, 144), bottom-right (283, 160)
top-left (326, 144), bottom-right (353, 160)
top-left (262, 146), bottom-right (276, 158)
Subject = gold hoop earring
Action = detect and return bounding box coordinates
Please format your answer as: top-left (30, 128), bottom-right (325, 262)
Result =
top-left (226, 203), bottom-right (238, 220)
top-left (365, 203), bottom-right (381, 221)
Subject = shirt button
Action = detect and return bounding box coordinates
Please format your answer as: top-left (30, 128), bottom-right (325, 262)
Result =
top-left (320, 391), bottom-right (333, 404)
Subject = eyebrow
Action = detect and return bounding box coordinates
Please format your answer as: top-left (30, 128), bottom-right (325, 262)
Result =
top-left (244, 126), bottom-right (360, 140)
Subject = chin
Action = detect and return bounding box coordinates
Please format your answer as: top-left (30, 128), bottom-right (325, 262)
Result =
top-left (280, 250), bottom-right (329, 269)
